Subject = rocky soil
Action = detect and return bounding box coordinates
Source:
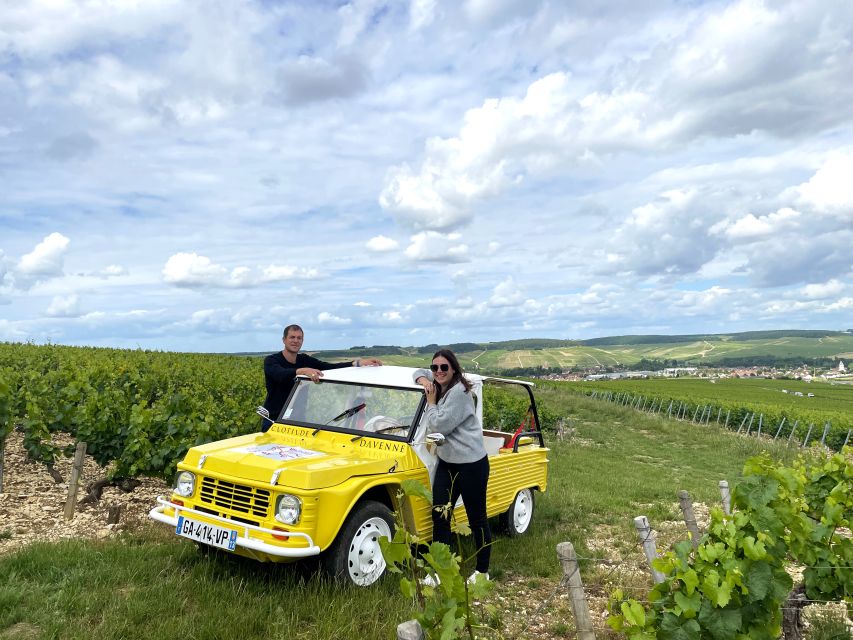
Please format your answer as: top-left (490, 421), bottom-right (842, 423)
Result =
top-left (0, 430), bottom-right (169, 556)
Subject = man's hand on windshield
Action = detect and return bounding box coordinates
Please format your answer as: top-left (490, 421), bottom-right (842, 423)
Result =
top-left (297, 367), bottom-right (324, 383)
top-left (355, 357), bottom-right (383, 367)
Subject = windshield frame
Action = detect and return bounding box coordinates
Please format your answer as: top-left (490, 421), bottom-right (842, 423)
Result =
top-left (278, 377), bottom-right (426, 442)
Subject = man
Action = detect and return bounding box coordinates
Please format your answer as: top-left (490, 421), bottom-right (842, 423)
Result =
top-left (261, 324), bottom-right (382, 430)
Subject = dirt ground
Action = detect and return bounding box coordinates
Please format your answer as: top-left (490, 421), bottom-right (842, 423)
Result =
top-left (0, 430), bottom-right (168, 556)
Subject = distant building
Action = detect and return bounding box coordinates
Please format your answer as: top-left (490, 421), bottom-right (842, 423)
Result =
top-left (839, 360), bottom-right (847, 373)
top-left (663, 367), bottom-right (697, 377)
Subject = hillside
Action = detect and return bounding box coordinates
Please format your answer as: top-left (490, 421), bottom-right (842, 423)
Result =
top-left (308, 329), bottom-right (853, 373)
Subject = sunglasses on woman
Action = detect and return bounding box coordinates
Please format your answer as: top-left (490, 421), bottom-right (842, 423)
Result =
top-left (430, 363), bottom-right (450, 372)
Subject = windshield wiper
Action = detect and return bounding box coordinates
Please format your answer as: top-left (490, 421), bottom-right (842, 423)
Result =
top-left (326, 403), bottom-right (366, 425)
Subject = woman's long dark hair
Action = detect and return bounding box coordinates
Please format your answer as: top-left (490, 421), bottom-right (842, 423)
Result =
top-left (432, 348), bottom-right (472, 401)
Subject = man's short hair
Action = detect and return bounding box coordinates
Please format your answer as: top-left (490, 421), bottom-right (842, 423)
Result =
top-left (283, 324), bottom-right (303, 338)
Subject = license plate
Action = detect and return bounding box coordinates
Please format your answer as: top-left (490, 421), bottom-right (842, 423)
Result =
top-left (176, 515), bottom-right (238, 551)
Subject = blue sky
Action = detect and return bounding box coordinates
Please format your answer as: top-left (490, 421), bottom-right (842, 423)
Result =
top-left (1, 0), bottom-right (852, 353)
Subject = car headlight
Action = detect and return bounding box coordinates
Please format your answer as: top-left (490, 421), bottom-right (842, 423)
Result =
top-left (174, 471), bottom-right (196, 497)
top-left (275, 494), bottom-right (302, 525)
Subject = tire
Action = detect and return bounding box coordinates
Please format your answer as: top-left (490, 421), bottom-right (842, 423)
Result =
top-left (501, 488), bottom-right (534, 536)
top-left (323, 501), bottom-right (394, 586)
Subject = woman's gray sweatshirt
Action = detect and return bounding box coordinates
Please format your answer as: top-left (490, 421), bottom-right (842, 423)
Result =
top-left (413, 369), bottom-right (487, 464)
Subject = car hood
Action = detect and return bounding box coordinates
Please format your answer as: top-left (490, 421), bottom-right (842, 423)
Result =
top-left (181, 433), bottom-right (401, 490)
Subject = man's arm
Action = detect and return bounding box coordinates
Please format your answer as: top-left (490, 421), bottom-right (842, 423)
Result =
top-left (303, 354), bottom-right (383, 371)
top-left (264, 354), bottom-right (298, 382)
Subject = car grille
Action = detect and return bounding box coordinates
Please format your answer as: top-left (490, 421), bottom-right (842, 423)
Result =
top-left (199, 477), bottom-right (271, 518)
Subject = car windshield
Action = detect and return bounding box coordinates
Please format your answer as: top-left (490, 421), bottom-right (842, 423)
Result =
top-left (280, 379), bottom-right (423, 440)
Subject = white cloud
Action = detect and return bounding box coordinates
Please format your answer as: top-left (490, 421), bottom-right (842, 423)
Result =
top-left (353, 301), bottom-right (372, 307)
top-left (163, 253), bottom-right (321, 288)
top-left (317, 311), bottom-right (351, 326)
top-left (404, 231), bottom-right (469, 263)
top-left (261, 265), bottom-right (321, 282)
top-left (799, 280), bottom-right (846, 300)
top-left (796, 153), bottom-right (853, 214)
top-left (382, 310), bottom-right (403, 322)
top-left (366, 235), bottom-right (399, 252)
top-left (162, 252), bottom-right (227, 287)
top-left (17, 232), bottom-right (70, 279)
top-left (410, 0), bottom-right (437, 30)
top-left (98, 264), bottom-right (128, 278)
top-left (711, 207), bottom-right (801, 240)
top-left (45, 294), bottom-right (80, 318)
top-left (824, 297), bottom-right (853, 311)
top-left (489, 277), bottom-right (525, 308)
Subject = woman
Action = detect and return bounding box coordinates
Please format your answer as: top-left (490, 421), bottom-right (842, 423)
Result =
top-left (414, 349), bottom-right (491, 584)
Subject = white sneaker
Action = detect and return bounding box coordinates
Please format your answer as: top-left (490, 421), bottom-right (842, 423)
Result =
top-left (420, 573), bottom-right (441, 588)
top-left (467, 571), bottom-right (489, 584)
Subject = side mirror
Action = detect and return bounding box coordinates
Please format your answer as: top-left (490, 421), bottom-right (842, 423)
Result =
top-left (425, 432), bottom-right (446, 446)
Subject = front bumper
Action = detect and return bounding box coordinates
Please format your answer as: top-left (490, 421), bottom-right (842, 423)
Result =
top-left (149, 496), bottom-right (321, 558)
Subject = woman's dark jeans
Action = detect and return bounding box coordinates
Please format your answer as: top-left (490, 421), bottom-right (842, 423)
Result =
top-left (431, 455), bottom-right (492, 573)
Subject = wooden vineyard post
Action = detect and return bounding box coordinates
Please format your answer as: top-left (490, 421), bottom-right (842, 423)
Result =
top-left (0, 436), bottom-right (5, 494)
top-left (396, 620), bottom-right (424, 640)
top-left (755, 414), bottom-right (763, 437)
top-left (678, 490), bottom-right (701, 549)
top-left (64, 442), bottom-right (87, 520)
top-left (719, 480), bottom-right (731, 515)
top-left (724, 409), bottom-right (730, 428)
top-left (634, 516), bottom-right (665, 583)
top-left (844, 429), bottom-right (851, 449)
top-left (667, 401), bottom-right (673, 418)
top-left (737, 414), bottom-right (748, 434)
top-left (557, 542), bottom-right (596, 640)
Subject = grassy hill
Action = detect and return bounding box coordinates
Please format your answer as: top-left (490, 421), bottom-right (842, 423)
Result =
top-left (311, 330), bottom-right (853, 373)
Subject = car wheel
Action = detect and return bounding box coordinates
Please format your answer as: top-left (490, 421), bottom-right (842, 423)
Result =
top-left (323, 501), bottom-right (394, 586)
top-left (501, 488), bottom-right (534, 536)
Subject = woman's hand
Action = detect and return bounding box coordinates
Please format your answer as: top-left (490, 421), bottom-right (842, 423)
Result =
top-left (416, 376), bottom-right (437, 404)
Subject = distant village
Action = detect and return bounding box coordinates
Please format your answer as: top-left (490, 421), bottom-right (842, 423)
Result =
top-left (541, 359), bottom-right (849, 384)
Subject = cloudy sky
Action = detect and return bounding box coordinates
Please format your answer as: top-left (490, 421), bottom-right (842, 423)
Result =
top-left (1, 0), bottom-right (852, 353)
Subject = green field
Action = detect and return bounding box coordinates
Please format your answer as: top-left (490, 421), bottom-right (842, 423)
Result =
top-left (558, 377), bottom-right (853, 449)
top-left (313, 331), bottom-right (853, 372)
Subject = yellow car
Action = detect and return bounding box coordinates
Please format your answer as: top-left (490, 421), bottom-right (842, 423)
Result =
top-left (149, 365), bottom-right (549, 586)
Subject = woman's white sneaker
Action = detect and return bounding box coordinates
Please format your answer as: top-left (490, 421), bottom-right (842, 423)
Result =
top-left (420, 573), bottom-right (441, 588)
top-left (467, 571), bottom-right (489, 584)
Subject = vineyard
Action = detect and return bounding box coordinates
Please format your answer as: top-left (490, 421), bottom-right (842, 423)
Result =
top-left (557, 378), bottom-right (853, 451)
top-left (0, 343), bottom-right (264, 480)
top-left (0, 343), bottom-right (549, 481)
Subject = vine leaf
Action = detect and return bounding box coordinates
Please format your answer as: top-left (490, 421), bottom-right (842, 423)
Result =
top-left (620, 600), bottom-right (645, 627)
top-left (744, 561), bottom-right (771, 601)
top-left (698, 601), bottom-right (741, 640)
top-left (659, 613), bottom-right (700, 640)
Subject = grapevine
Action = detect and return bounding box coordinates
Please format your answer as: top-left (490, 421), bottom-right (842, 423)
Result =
top-left (607, 449), bottom-right (852, 639)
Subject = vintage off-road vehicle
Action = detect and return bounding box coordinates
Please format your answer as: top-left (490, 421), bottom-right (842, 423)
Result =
top-left (149, 365), bottom-right (549, 586)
